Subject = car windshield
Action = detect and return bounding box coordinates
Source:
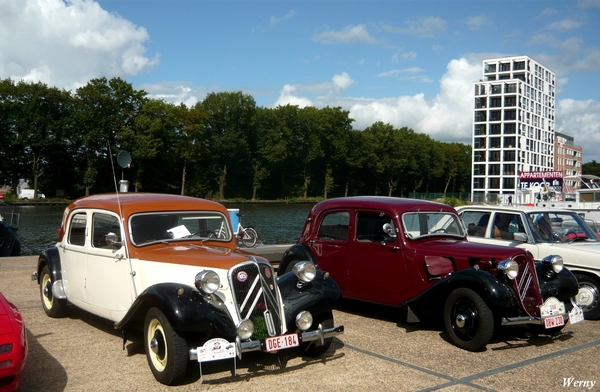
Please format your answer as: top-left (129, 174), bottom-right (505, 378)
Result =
top-left (402, 211), bottom-right (465, 240)
top-left (525, 211), bottom-right (600, 243)
top-left (129, 211), bottom-right (231, 245)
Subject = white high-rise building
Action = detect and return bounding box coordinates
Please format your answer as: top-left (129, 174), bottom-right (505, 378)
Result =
top-left (471, 55), bottom-right (556, 203)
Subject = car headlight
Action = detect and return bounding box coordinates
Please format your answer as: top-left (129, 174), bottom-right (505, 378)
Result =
top-left (542, 255), bottom-right (564, 273)
top-left (195, 270), bottom-right (220, 294)
top-left (237, 319), bottom-right (254, 340)
top-left (292, 261), bottom-right (317, 284)
top-left (498, 259), bottom-right (519, 280)
top-left (295, 311), bottom-right (313, 331)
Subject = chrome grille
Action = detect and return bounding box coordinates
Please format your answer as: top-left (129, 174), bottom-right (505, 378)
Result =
top-left (229, 260), bottom-right (282, 339)
top-left (512, 254), bottom-right (542, 316)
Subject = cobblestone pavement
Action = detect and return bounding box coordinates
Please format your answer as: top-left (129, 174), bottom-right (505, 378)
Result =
top-left (3, 256), bottom-right (600, 392)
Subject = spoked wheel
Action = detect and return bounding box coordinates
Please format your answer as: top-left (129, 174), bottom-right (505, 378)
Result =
top-left (39, 265), bottom-right (67, 318)
top-left (574, 274), bottom-right (600, 320)
top-left (297, 311), bottom-right (334, 357)
top-left (444, 288), bottom-right (494, 351)
top-left (241, 227), bottom-right (258, 247)
top-left (144, 307), bottom-right (189, 385)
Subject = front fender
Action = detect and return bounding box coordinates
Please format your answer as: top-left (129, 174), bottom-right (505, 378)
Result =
top-left (114, 283), bottom-right (236, 340)
top-left (278, 270), bottom-right (341, 329)
top-left (280, 244), bottom-right (315, 274)
top-left (536, 262), bottom-right (579, 304)
top-left (404, 269), bottom-right (514, 312)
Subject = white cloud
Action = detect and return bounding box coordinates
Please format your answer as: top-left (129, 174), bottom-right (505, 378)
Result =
top-left (270, 10), bottom-right (296, 25)
top-left (547, 19), bottom-right (583, 31)
top-left (272, 57), bottom-right (600, 162)
top-left (313, 25), bottom-right (378, 44)
top-left (466, 13), bottom-right (489, 30)
top-left (0, 0), bottom-right (158, 90)
top-left (382, 17), bottom-right (447, 38)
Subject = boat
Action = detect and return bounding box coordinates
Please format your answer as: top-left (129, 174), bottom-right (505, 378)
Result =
top-left (0, 209), bottom-right (21, 257)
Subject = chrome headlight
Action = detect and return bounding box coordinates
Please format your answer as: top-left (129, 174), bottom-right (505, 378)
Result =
top-left (295, 311), bottom-right (313, 331)
top-left (237, 319), bottom-right (254, 340)
top-left (498, 259), bottom-right (519, 280)
top-left (292, 261), bottom-right (317, 284)
top-left (542, 255), bottom-right (564, 273)
top-left (194, 270), bottom-right (220, 294)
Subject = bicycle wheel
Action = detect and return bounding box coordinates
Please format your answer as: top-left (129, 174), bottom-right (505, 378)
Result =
top-left (241, 227), bottom-right (258, 247)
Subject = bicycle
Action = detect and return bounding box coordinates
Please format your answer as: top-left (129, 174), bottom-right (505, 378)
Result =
top-left (216, 210), bottom-right (259, 247)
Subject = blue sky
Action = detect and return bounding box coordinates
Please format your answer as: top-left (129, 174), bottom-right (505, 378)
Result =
top-left (2, 0), bottom-right (600, 161)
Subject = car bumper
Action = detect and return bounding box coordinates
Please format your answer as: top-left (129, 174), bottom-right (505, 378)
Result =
top-left (501, 312), bottom-right (569, 326)
top-left (189, 324), bottom-right (344, 360)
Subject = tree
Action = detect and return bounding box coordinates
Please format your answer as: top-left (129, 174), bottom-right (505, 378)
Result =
top-left (200, 92), bottom-right (256, 200)
top-left (74, 77), bottom-right (147, 195)
top-left (583, 160), bottom-right (600, 177)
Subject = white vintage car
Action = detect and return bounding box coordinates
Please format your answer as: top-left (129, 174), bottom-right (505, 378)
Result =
top-left (457, 205), bottom-right (600, 320)
top-left (32, 193), bottom-right (343, 385)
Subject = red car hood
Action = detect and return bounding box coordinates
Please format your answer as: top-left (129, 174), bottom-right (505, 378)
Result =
top-left (417, 238), bottom-right (529, 259)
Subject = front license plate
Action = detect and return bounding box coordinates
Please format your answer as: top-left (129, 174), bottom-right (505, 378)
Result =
top-left (544, 315), bottom-right (565, 329)
top-left (264, 333), bottom-right (299, 352)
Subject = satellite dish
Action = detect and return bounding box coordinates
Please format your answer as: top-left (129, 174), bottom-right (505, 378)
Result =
top-left (117, 151), bottom-right (132, 168)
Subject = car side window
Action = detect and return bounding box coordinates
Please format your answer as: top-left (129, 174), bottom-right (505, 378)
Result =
top-left (460, 211), bottom-right (489, 237)
top-left (68, 213), bottom-right (87, 246)
top-left (492, 213), bottom-right (523, 240)
top-left (92, 213), bottom-right (121, 248)
top-left (317, 212), bottom-right (349, 241)
top-left (356, 212), bottom-right (395, 242)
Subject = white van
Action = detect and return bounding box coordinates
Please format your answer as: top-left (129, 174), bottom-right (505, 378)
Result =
top-left (18, 189), bottom-right (45, 199)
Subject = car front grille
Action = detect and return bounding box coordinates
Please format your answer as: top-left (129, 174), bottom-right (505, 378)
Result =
top-left (229, 260), bottom-right (283, 339)
top-left (512, 254), bottom-right (543, 317)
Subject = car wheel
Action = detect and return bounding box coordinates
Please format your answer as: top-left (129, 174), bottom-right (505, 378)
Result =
top-left (574, 274), bottom-right (600, 320)
top-left (144, 307), bottom-right (189, 385)
top-left (39, 265), bottom-right (67, 318)
top-left (444, 288), bottom-right (494, 351)
top-left (297, 311), bottom-right (334, 357)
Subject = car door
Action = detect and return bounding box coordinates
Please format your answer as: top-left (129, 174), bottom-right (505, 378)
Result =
top-left (344, 210), bottom-right (409, 305)
top-left (84, 211), bottom-right (135, 321)
top-left (60, 211), bottom-right (88, 305)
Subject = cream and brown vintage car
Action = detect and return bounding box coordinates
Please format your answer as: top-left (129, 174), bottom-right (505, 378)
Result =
top-left (32, 193), bottom-right (343, 385)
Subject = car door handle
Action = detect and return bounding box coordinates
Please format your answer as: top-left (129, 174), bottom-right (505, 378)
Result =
top-left (388, 246), bottom-right (400, 251)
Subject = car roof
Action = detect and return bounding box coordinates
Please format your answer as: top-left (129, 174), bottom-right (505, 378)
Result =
top-left (311, 196), bottom-right (456, 215)
top-left (66, 193), bottom-right (227, 218)
top-left (456, 205), bottom-right (575, 214)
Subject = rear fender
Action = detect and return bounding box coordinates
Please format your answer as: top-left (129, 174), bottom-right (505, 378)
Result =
top-left (278, 270), bottom-right (341, 329)
top-left (35, 247), bottom-right (62, 284)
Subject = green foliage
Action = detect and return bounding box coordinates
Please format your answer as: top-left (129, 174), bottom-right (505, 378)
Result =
top-left (0, 77), bottom-right (475, 201)
top-left (582, 160), bottom-right (600, 177)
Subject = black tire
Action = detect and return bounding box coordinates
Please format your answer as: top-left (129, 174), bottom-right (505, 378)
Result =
top-left (39, 265), bottom-right (67, 318)
top-left (297, 311), bottom-right (334, 357)
top-left (574, 273), bottom-right (600, 320)
top-left (444, 288), bottom-right (494, 351)
top-left (241, 227), bottom-right (258, 247)
top-left (144, 307), bottom-right (189, 385)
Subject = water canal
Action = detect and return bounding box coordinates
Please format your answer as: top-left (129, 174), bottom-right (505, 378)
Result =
top-left (12, 202), bottom-right (314, 255)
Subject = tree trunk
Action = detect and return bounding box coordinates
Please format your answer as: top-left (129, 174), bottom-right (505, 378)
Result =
top-left (180, 163), bottom-right (186, 195)
top-left (219, 165), bottom-right (227, 200)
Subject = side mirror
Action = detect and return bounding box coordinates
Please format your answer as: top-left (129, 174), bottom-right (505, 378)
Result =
top-left (105, 232), bottom-right (122, 247)
top-left (513, 232), bottom-right (528, 242)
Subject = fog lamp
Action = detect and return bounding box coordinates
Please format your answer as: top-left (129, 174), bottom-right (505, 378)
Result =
top-left (295, 311), bottom-right (313, 331)
top-left (237, 319), bottom-right (254, 340)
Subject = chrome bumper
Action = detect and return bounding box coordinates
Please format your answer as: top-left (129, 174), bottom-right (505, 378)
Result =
top-left (501, 312), bottom-right (569, 326)
top-left (189, 324), bottom-right (344, 361)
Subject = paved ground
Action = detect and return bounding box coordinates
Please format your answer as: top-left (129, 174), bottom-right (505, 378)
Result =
top-left (3, 256), bottom-right (600, 392)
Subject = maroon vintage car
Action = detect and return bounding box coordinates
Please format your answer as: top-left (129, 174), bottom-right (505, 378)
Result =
top-left (0, 291), bottom-right (27, 392)
top-left (280, 196), bottom-right (580, 351)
